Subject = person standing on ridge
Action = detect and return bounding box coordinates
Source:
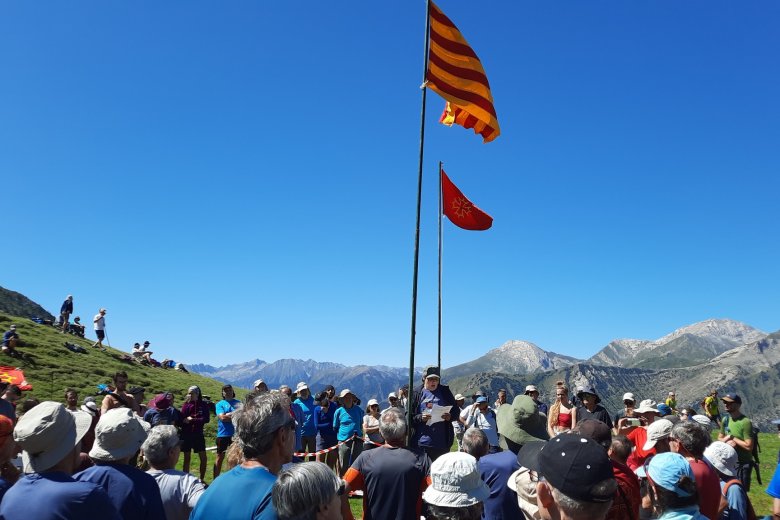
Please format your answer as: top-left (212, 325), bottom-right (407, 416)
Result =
top-left (59, 295), bottom-right (73, 333)
top-left (92, 308), bottom-right (107, 349)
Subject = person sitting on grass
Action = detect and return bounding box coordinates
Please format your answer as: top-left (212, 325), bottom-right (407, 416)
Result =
top-left (133, 341), bottom-right (154, 364)
top-left (70, 316), bottom-right (86, 337)
top-left (143, 425), bottom-right (206, 520)
top-left (1, 325), bottom-right (20, 356)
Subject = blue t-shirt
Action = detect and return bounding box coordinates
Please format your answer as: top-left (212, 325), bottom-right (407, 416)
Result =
top-left (190, 465), bottom-right (277, 520)
top-left (75, 463), bottom-right (165, 520)
top-left (767, 463), bottom-right (780, 499)
top-left (416, 388), bottom-right (448, 449)
top-left (478, 450), bottom-right (523, 520)
top-left (719, 479), bottom-right (748, 520)
top-left (293, 396), bottom-right (316, 437)
top-left (333, 405), bottom-right (364, 441)
top-left (215, 398), bottom-right (240, 438)
top-left (0, 471), bottom-right (119, 520)
top-left (314, 404), bottom-right (336, 438)
top-left (0, 399), bottom-right (14, 421)
top-left (1, 331), bottom-right (16, 347)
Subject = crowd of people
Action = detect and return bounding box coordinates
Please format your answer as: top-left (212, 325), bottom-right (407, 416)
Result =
top-left (1, 299), bottom-right (778, 519)
top-left (0, 359), bottom-right (773, 520)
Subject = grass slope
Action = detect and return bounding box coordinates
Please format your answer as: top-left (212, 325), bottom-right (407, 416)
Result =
top-left (0, 311), bottom-right (245, 445)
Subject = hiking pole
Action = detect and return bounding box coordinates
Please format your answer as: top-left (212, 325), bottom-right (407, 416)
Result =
top-left (104, 329), bottom-right (111, 349)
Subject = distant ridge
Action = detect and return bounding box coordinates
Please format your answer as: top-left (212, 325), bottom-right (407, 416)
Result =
top-left (442, 340), bottom-right (580, 380)
top-left (0, 286), bottom-right (54, 321)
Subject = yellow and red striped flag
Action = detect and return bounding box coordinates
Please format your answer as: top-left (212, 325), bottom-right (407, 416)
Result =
top-left (426, 1), bottom-right (500, 143)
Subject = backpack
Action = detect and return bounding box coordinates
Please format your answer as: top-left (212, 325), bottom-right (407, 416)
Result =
top-left (718, 479), bottom-right (757, 520)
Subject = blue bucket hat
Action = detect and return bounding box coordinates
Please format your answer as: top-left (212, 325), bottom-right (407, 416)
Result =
top-left (636, 452), bottom-right (695, 497)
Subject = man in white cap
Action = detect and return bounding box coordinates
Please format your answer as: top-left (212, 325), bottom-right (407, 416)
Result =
top-left (384, 392), bottom-right (403, 414)
top-left (525, 385), bottom-right (547, 415)
top-left (0, 401), bottom-right (119, 519)
top-left (253, 379), bottom-right (268, 393)
top-left (75, 407), bottom-right (165, 519)
top-left (293, 382), bottom-right (316, 460)
top-left (612, 392), bottom-right (636, 431)
top-left (92, 307), bottom-right (107, 349)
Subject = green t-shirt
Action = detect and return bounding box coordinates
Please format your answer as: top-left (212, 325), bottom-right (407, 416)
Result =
top-left (721, 414), bottom-right (753, 464)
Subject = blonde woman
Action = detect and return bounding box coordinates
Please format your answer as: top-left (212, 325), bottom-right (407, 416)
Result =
top-left (547, 381), bottom-right (576, 437)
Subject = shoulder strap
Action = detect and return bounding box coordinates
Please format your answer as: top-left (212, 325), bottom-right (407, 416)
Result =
top-left (108, 391), bottom-right (130, 408)
top-left (722, 478), bottom-right (741, 496)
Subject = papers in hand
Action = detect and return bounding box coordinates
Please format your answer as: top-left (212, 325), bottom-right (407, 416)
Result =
top-left (426, 404), bottom-right (450, 425)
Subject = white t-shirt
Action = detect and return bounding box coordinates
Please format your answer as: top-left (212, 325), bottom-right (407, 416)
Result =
top-left (93, 314), bottom-right (105, 331)
top-left (461, 405), bottom-right (500, 447)
top-left (148, 469), bottom-right (205, 520)
top-left (362, 414), bottom-right (383, 444)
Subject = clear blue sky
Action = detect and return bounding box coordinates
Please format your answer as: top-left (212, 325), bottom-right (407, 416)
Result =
top-left (2, 1), bottom-right (778, 369)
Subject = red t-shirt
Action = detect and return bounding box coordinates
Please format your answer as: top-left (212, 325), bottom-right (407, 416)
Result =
top-left (606, 460), bottom-right (641, 520)
top-left (626, 427), bottom-right (656, 470)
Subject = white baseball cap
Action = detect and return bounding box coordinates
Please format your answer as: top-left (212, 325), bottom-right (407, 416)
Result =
top-left (622, 392), bottom-right (635, 402)
top-left (296, 382), bottom-right (309, 392)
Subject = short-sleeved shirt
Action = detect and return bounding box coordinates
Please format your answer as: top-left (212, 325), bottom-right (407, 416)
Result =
top-left (576, 404), bottom-right (613, 429)
top-left (0, 399), bottom-right (15, 421)
top-left (216, 398), bottom-right (240, 438)
top-left (479, 450), bottom-right (522, 520)
top-left (147, 469), bottom-right (205, 520)
top-left (626, 427), bottom-right (654, 470)
top-left (293, 395), bottom-right (317, 437)
top-left (333, 405), bottom-right (364, 441)
top-left (75, 463), bottom-right (165, 520)
top-left (721, 415), bottom-right (753, 464)
top-left (0, 471), bottom-right (119, 520)
top-left (720, 479), bottom-right (748, 520)
top-left (767, 463), bottom-right (780, 499)
top-left (1, 331), bottom-right (17, 347)
top-left (93, 314), bottom-right (105, 330)
top-left (460, 406), bottom-right (500, 447)
top-left (190, 465), bottom-right (277, 520)
top-left (344, 445), bottom-right (431, 520)
top-left (704, 396), bottom-right (719, 416)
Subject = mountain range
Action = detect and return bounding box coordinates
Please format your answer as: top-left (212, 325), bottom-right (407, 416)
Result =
top-left (189, 359), bottom-right (422, 405)
top-left (190, 318), bottom-right (780, 426)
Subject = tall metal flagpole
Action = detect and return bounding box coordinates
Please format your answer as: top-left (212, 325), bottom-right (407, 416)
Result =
top-left (407, 0), bottom-right (431, 445)
top-left (437, 161), bottom-right (443, 372)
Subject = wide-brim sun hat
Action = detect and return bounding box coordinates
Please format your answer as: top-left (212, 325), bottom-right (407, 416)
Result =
top-left (496, 395), bottom-right (549, 448)
top-left (634, 399), bottom-right (658, 414)
top-left (89, 408), bottom-right (151, 462)
top-left (704, 441), bottom-right (738, 477)
top-left (423, 452), bottom-right (490, 507)
top-left (14, 401), bottom-right (91, 473)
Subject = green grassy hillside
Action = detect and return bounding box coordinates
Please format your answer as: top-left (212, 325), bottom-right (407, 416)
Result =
top-left (0, 311), bottom-right (248, 443)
